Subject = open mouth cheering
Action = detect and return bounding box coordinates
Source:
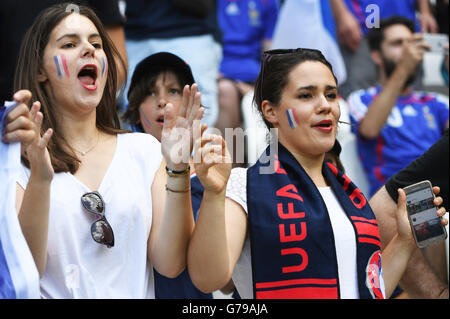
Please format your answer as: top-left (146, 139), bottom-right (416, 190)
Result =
top-left (78, 64), bottom-right (98, 91)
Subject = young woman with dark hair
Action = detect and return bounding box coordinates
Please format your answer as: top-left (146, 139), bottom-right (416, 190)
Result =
top-left (187, 48), bottom-right (448, 299)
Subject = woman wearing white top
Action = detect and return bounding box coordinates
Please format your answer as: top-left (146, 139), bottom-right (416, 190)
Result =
top-left (188, 48), bottom-right (448, 299)
top-left (3, 4), bottom-right (202, 298)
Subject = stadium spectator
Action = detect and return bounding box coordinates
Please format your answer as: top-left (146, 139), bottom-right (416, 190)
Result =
top-left (123, 51), bottom-right (213, 299)
top-left (0, 0), bottom-right (128, 105)
top-left (9, 4), bottom-right (201, 298)
top-left (187, 48), bottom-right (446, 299)
top-left (331, 0), bottom-right (438, 98)
top-left (122, 0), bottom-right (221, 128)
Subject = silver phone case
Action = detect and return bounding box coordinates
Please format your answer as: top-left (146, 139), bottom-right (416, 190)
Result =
top-left (403, 180), bottom-right (447, 248)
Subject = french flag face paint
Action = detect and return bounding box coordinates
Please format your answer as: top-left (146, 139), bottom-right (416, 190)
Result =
top-left (286, 108), bottom-right (299, 129)
top-left (53, 54), bottom-right (70, 78)
top-left (139, 108), bottom-right (152, 130)
top-left (101, 57), bottom-right (107, 78)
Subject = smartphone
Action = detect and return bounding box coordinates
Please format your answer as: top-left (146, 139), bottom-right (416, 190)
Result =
top-left (404, 180), bottom-right (447, 248)
top-left (423, 33), bottom-right (449, 54)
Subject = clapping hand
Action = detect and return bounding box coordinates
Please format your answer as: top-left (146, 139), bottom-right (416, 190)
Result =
top-left (193, 122), bottom-right (232, 194)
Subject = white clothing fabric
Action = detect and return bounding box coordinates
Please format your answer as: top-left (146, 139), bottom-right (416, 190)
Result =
top-left (226, 167), bottom-right (359, 299)
top-left (0, 101), bottom-right (40, 299)
top-left (318, 187), bottom-right (359, 299)
top-left (16, 133), bottom-right (162, 299)
top-left (271, 0), bottom-right (347, 85)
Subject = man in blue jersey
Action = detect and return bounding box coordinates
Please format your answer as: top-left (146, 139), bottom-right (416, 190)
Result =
top-left (331, 0), bottom-right (438, 98)
top-left (347, 16), bottom-right (449, 198)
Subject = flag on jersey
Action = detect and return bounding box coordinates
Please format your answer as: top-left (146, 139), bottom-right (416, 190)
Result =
top-left (271, 0), bottom-right (347, 84)
top-left (1, 101), bottom-right (40, 299)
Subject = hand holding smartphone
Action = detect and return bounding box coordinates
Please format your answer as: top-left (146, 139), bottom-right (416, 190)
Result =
top-left (404, 180), bottom-right (447, 248)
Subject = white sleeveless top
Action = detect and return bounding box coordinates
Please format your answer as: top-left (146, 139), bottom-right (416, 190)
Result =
top-left (17, 133), bottom-right (162, 299)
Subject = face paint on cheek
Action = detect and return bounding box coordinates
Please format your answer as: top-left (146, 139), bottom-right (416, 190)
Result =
top-left (53, 56), bottom-right (63, 78)
top-left (286, 108), bottom-right (299, 129)
top-left (61, 54), bottom-right (70, 78)
top-left (101, 57), bottom-right (107, 78)
top-left (53, 55), bottom-right (70, 79)
top-left (139, 108), bottom-right (152, 130)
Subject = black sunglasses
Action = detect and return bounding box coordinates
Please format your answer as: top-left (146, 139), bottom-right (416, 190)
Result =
top-left (81, 191), bottom-right (114, 248)
top-left (259, 48), bottom-right (323, 101)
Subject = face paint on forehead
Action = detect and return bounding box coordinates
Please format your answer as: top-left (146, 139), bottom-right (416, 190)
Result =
top-left (286, 108), bottom-right (299, 129)
top-left (53, 54), bottom-right (70, 78)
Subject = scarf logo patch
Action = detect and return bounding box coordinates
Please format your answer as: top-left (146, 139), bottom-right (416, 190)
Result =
top-left (365, 251), bottom-right (385, 299)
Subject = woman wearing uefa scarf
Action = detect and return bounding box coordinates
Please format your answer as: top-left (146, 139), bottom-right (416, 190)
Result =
top-left (9, 3), bottom-right (202, 298)
top-left (187, 48), bottom-right (448, 299)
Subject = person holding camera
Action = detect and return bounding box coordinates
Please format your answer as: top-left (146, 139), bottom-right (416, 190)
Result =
top-left (370, 129), bottom-right (449, 298)
top-left (347, 16), bottom-right (449, 199)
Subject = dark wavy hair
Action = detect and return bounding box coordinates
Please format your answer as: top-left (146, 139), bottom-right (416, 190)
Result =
top-left (14, 3), bottom-right (127, 173)
top-left (253, 48), bottom-right (338, 130)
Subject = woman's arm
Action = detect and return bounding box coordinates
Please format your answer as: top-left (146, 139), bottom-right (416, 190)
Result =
top-left (6, 90), bottom-right (54, 277)
top-left (187, 127), bottom-right (247, 293)
top-left (189, 193), bottom-right (247, 293)
top-left (149, 160), bottom-right (194, 278)
top-left (358, 35), bottom-right (429, 139)
top-left (148, 84), bottom-right (203, 278)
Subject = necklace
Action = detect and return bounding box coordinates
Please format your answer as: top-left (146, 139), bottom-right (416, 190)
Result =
top-left (73, 130), bottom-right (100, 156)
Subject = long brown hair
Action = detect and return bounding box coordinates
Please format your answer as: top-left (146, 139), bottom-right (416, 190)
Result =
top-left (14, 3), bottom-right (127, 173)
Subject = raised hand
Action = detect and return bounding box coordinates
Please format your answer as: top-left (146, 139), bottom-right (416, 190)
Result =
top-left (398, 34), bottom-right (431, 76)
top-left (3, 90), bottom-right (54, 182)
top-left (396, 187), bottom-right (448, 244)
top-left (193, 122), bottom-right (232, 194)
top-left (161, 83), bottom-right (204, 171)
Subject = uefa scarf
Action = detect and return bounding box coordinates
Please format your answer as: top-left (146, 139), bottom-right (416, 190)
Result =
top-left (247, 143), bottom-right (385, 299)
